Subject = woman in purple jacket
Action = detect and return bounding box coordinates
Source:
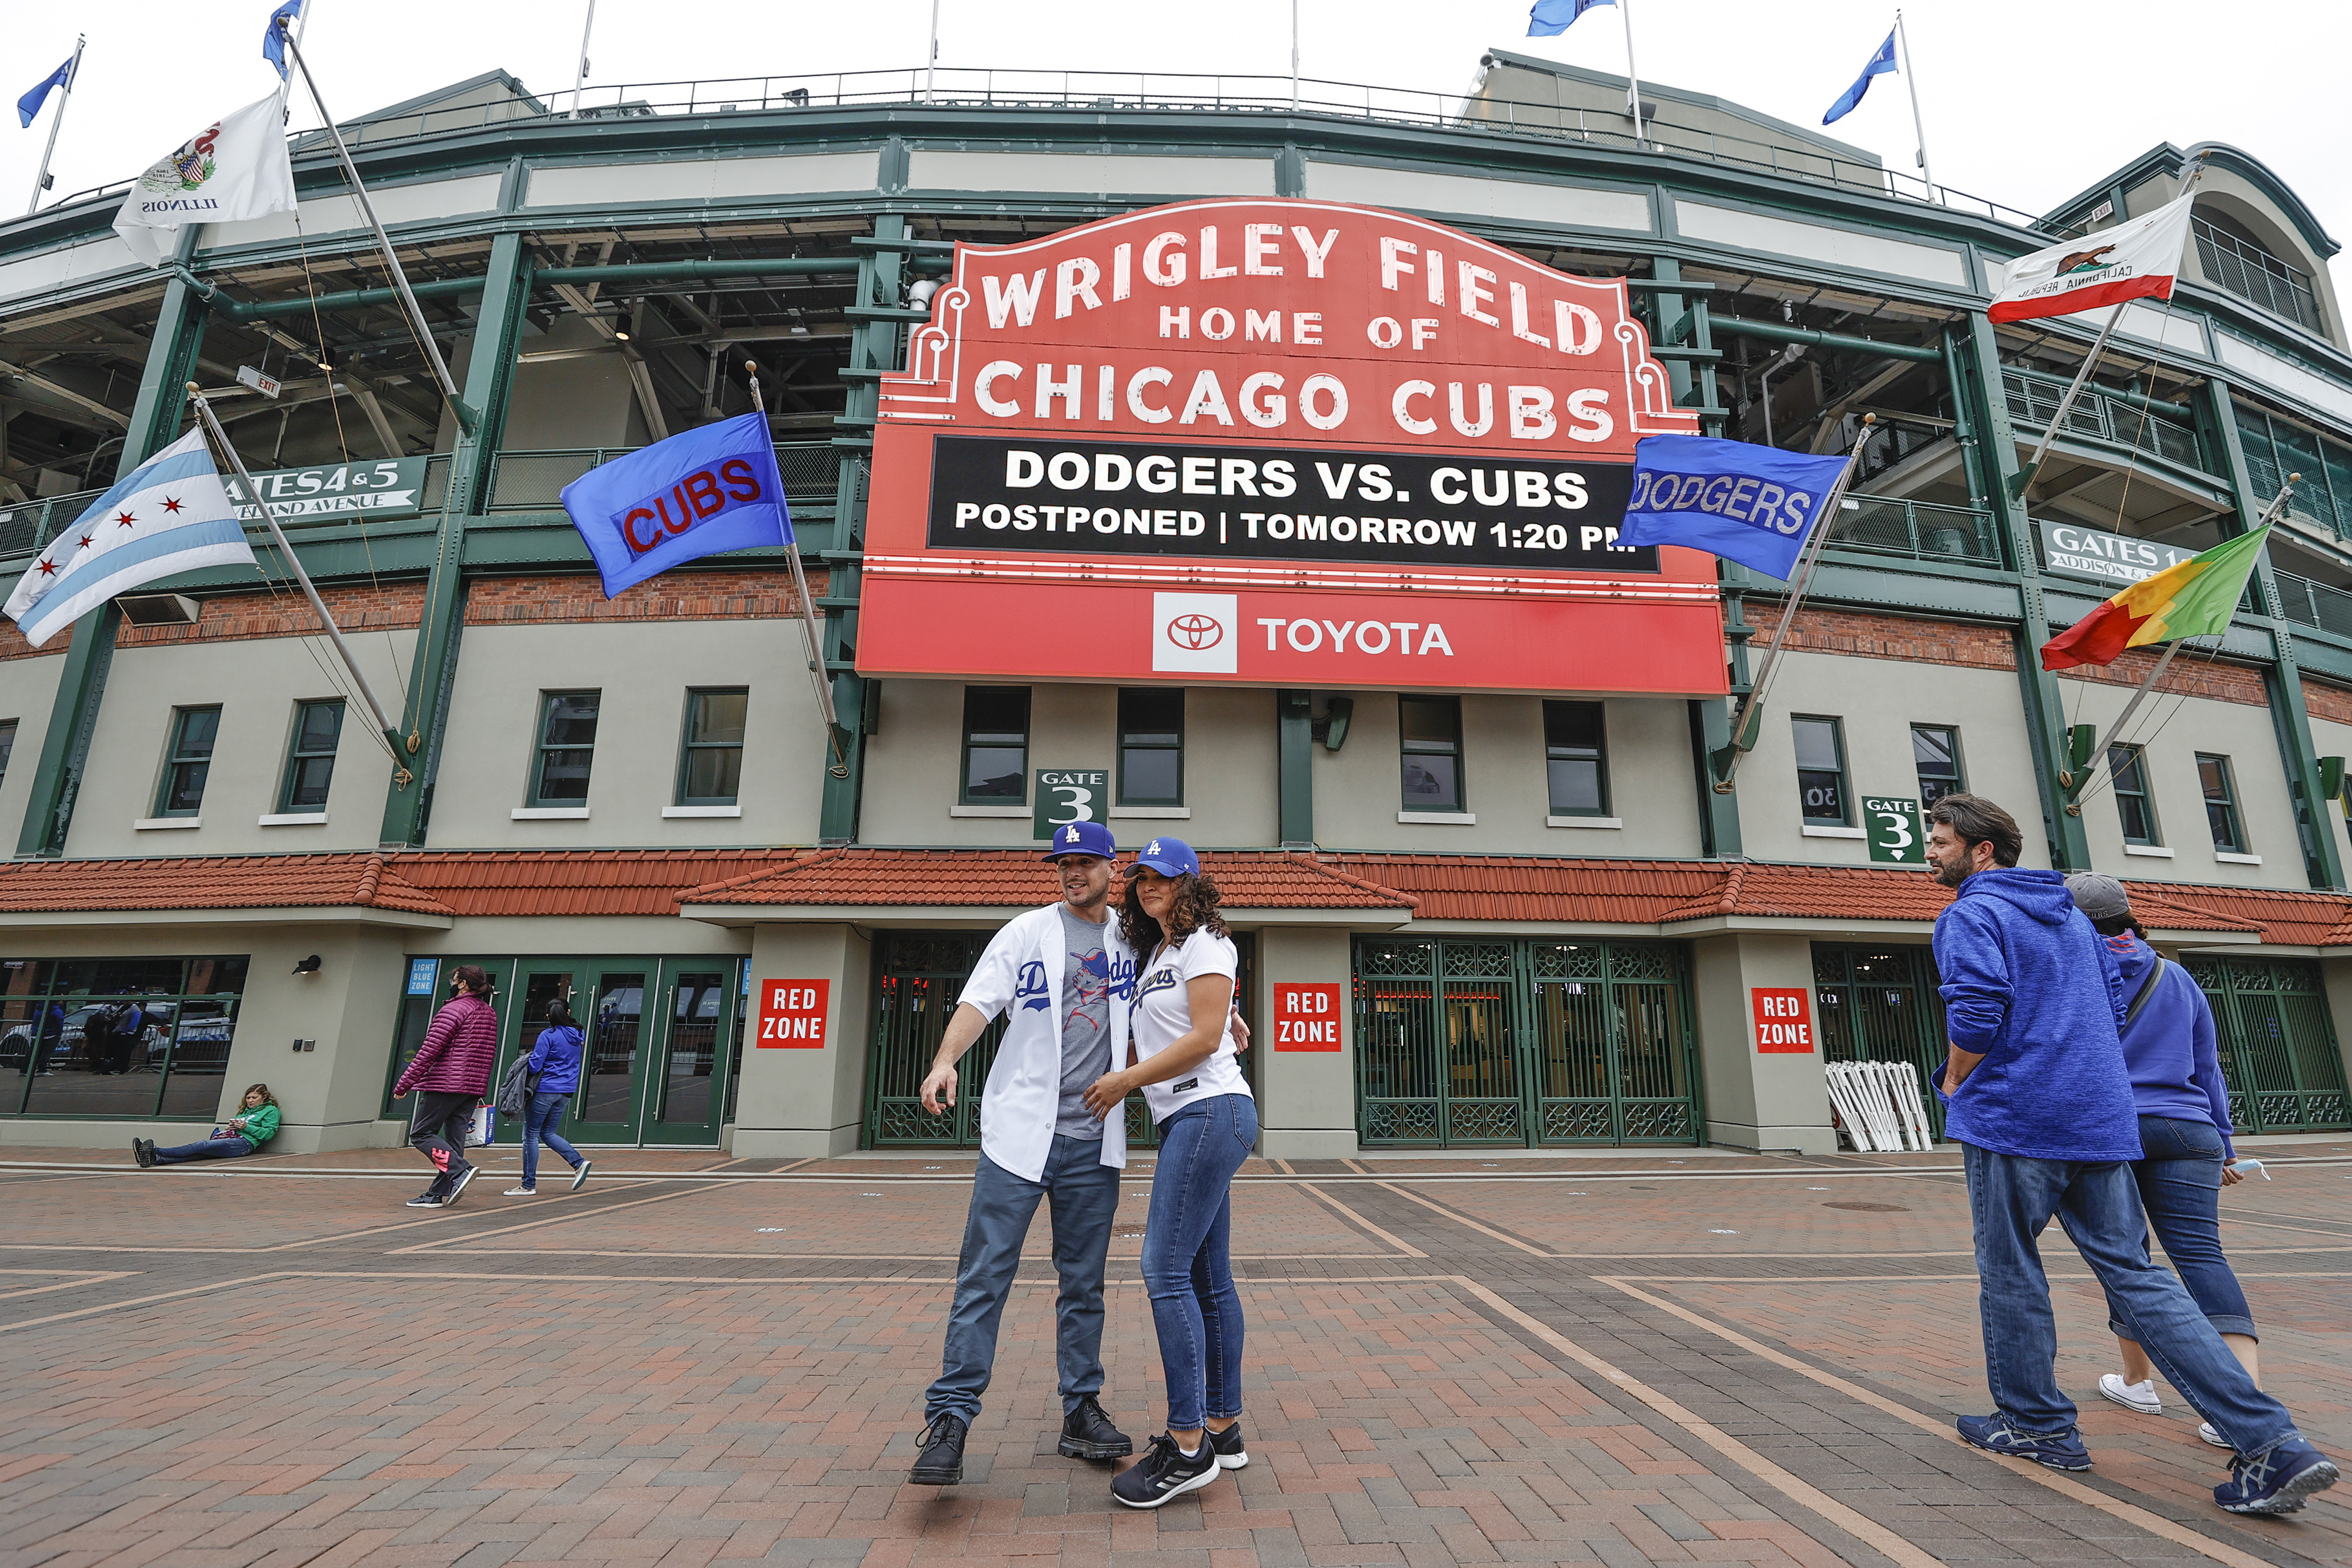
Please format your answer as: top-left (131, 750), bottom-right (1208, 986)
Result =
top-left (393, 964), bottom-right (500, 1209)
top-left (506, 998), bottom-right (592, 1196)
top-left (2066, 875), bottom-right (2259, 1450)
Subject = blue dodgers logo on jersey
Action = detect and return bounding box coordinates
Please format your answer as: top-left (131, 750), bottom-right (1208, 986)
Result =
top-left (1132, 966), bottom-right (1181, 1012)
top-left (1014, 959), bottom-right (1050, 1011)
top-left (1107, 950), bottom-right (1136, 1001)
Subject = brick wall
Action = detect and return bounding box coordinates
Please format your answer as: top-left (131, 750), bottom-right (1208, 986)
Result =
top-left (2053, 646), bottom-right (2270, 708)
top-left (2305, 680), bottom-right (2352, 727)
top-left (0, 620), bottom-right (67, 662)
top-left (115, 582), bottom-right (426, 649)
top-left (464, 568), bottom-right (827, 626)
top-left (1735, 599), bottom-right (2017, 671)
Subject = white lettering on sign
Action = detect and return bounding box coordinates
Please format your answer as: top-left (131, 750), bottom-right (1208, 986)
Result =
top-left (1257, 617), bottom-right (1453, 656)
top-left (1272, 983), bottom-right (1343, 1051)
top-left (756, 979), bottom-right (831, 1049)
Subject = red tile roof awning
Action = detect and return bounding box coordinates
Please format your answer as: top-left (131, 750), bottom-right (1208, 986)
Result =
top-left (680, 848), bottom-right (1419, 912)
top-left (0, 852), bottom-right (453, 918)
top-left (396, 849), bottom-right (803, 917)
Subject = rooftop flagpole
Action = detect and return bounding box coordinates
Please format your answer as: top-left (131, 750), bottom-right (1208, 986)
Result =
top-left (186, 382), bottom-right (413, 780)
top-left (570, 0), bottom-right (597, 118)
top-left (273, 19), bottom-right (479, 435)
top-left (744, 360), bottom-right (850, 776)
top-left (1894, 11), bottom-right (1934, 200)
top-left (1291, 0), bottom-right (1301, 113)
top-left (23, 35), bottom-right (85, 218)
top-left (1619, 0), bottom-right (1646, 145)
top-left (926, 0), bottom-right (941, 103)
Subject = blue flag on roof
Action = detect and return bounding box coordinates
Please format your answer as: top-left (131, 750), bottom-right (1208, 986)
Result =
top-left (17, 56), bottom-right (74, 129)
top-left (559, 412), bottom-right (792, 598)
top-left (262, 0), bottom-right (305, 79)
top-left (1526, 0), bottom-right (1612, 37)
top-left (1823, 27), bottom-right (1897, 125)
top-left (1614, 436), bottom-right (1853, 581)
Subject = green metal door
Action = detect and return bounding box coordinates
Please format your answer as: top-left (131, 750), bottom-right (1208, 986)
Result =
top-left (1812, 945), bottom-right (1950, 1138)
top-left (2184, 957), bottom-right (2352, 1133)
top-left (1354, 938), bottom-right (1700, 1146)
top-left (640, 962), bottom-right (741, 1146)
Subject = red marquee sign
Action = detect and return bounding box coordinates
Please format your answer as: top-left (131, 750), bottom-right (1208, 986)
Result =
top-left (857, 199), bottom-right (1723, 697)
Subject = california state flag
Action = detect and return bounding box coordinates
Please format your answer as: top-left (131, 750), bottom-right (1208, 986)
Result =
top-left (1989, 190), bottom-right (2197, 324)
top-left (113, 93), bottom-right (296, 267)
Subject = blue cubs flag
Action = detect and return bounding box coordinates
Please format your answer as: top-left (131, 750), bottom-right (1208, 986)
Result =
top-left (1824, 27), bottom-right (1897, 125)
top-left (261, 1), bottom-right (305, 79)
top-left (1613, 435), bottom-right (1852, 581)
top-left (1527, 0), bottom-right (1611, 36)
top-left (559, 412), bottom-right (791, 598)
top-left (18, 55), bottom-right (74, 129)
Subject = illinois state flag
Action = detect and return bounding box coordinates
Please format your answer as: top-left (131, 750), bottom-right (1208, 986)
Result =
top-left (559, 412), bottom-right (792, 597)
top-left (115, 93), bottom-right (297, 266)
top-left (1989, 190), bottom-right (2196, 325)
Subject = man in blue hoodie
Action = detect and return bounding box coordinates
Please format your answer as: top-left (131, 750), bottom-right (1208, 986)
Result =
top-left (1925, 793), bottom-right (2336, 1516)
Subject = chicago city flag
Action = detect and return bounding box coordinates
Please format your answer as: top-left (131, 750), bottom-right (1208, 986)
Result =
top-left (1989, 190), bottom-right (2197, 324)
top-left (113, 92), bottom-right (296, 266)
top-left (5, 429), bottom-right (257, 647)
top-left (2039, 524), bottom-right (2270, 671)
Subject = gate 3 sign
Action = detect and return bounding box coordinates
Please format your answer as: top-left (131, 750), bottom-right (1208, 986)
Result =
top-left (1863, 797), bottom-right (1926, 865)
top-left (857, 199), bottom-right (1725, 698)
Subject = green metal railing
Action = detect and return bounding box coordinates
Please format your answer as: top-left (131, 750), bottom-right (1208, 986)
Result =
top-left (482, 443), bottom-right (838, 511)
top-left (1828, 492), bottom-right (2003, 566)
top-left (2002, 366), bottom-right (2203, 471)
top-left (2274, 571), bottom-right (2352, 641)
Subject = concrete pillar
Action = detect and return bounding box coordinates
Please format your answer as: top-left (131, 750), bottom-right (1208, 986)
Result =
top-left (1690, 931), bottom-right (1837, 1155)
top-left (226, 925), bottom-right (414, 1153)
top-left (733, 922), bottom-right (871, 1156)
top-left (1252, 925), bottom-right (1357, 1159)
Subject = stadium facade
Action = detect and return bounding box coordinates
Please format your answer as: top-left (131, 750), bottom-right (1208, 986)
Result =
top-left (2, 54), bottom-right (2350, 1158)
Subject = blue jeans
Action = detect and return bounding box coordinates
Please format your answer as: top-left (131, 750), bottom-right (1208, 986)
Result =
top-left (1965, 1142), bottom-right (2296, 1456)
top-left (1142, 1093), bottom-right (1257, 1433)
top-left (926, 1134), bottom-right (1120, 1423)
top-left (521, 1092), bottom-right (583, 1188)
top-left (2104, 1115), bottom-right (2256, 1341)
top-left (152, 1135), bottom-right (254, 1164)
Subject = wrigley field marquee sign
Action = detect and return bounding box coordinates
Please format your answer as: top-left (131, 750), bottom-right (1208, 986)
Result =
top-left (857, 199), bottom-right (1725, 697)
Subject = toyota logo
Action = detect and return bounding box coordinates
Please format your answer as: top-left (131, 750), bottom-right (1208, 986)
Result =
top-left (1167, 613), bottom-right (1224, 651)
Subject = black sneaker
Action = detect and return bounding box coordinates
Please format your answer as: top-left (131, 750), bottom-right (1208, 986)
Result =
top-left (1058, 1395), bottom-right (1132, 1460)
top-left (404, 1193), bottom-right (446, 1209)
top-left (1208, 1420), bottom-right (1249, 1470)
top-left (1111, 1433), bottom-right (1219, 1509)
top-left (445, 1166), bottom-right (478, 1206)
top-left (131, 1139), bottom-right (152, 1168)
top-left (909, 1413), bottom-right (967, 1486)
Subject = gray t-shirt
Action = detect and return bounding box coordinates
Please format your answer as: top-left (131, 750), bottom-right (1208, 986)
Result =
top-left (1054, 904), bottom-right (1115, 1139)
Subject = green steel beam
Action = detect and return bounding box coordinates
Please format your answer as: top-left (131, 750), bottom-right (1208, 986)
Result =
top-left (215, 275), bottom-right (486, 322)
top-left (1711, 316), bottom-right (1944, 364)
top-left (1278, 690), bottom-right (1314, 848)
top-left (16, 265), bottom-right (211, 858)
top-left (378, 235), bottom-right (533, 847)
top-left (2201, 376), bottom-right (2344, 890)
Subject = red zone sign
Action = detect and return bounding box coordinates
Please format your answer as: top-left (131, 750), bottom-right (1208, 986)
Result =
top-left (858, 199), bottom-right (1725, 696)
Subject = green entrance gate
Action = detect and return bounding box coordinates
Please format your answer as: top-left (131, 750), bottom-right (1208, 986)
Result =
top-left (2184, 957), bottom-right (2352, 1132)
top-left (1812, 945), bottom-right (1949, 1138)
top-left (1353, 938), bottom-right (1701, 1146)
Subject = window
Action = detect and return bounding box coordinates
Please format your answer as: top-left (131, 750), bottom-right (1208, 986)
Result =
top-left (1118, 688), bottom-right (1184, 806)
top-left (2197, 754), bottom-right (2246, 853)
top-left (156, 706), bottom-right (220, 818)
top-left (1544, 701), bottom-right (1608, 816)
top-left (278, 700), bottom-right (344, 813)
top-left (1792, 716), bottom-right (1850, 825)
top-left (1912, 725), bottom-right (1965, 810)
top-left (1399, 696), bottom-right (1464, 812)
top-left (960, 686), bottom-right (1029, 803)
top-left (2109, 744), bottom-right (2160, 845)
top-left (0, 954), bottom-right (248, 1121)
top-left (677, 688), bottom-right (748, 805)
top-left (530, 691), bottom-right (601, 805)
top-left (0, 718), bottom-right (16, 788)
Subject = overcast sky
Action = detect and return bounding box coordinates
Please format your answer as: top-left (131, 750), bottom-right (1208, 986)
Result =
top-left (6, 1), bottom-right (2349, 290)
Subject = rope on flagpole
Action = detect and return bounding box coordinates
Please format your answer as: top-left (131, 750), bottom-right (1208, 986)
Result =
top-left (744, 359), bottom-right (851, 778)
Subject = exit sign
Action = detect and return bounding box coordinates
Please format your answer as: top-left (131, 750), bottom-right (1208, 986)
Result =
top-left (1751, 987), bottom-right (1816, 1054)
top-left (1271, 983), bottom-right (1342, 1050)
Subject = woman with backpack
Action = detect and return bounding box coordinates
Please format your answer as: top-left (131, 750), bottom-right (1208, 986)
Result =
top-left (506, 998), bottom-right (592, 1196)
top-left (2066, 874), bottom-right (2261, 1450)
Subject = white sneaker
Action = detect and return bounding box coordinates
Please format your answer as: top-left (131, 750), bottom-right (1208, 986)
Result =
top-left (503, 1185), bottom-right (537, 1197)
top-left (2098, 1374), bottom-right (2161, 1415)
top-left (2199, 1422), bottom-right (2232, 1449)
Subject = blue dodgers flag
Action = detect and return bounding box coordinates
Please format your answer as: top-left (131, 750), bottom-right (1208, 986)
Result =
top-left (559, 412), bottom-right (792, 597)
top-left (1824, 28), bottom-right (1896, 125)
top-left (1527, 0), bottom-right (1612, 36)
top-left (262, 1), bottom-right (304, 79)
top-left (1615, 435), bottom-right (1852, 580)
top-left (18, 56), bottom-right (73, 129)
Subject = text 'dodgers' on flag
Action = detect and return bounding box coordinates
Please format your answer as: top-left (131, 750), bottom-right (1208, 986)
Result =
top-left (1989, 190), bottom-right (2197, 325)
top-left (4, 428), bottom-right (258, 647)
top-left (1613, 434), bottom-right (1853, 580)
top-left (558, 412), bottom-right (793, 598)
top-left (113, 92), bottom-right (296, 267)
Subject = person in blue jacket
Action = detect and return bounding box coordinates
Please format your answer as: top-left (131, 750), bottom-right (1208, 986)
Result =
top-left (2065, 874), bottom-right (2261, 1451)
top-left (506, 998), bottom-right (592, 1196)
top-left (1925, 793), bottom-right (2334, 1516)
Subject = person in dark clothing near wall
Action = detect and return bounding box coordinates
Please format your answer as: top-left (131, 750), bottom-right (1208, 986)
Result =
top-left (393, 964), bottom-right (500, 1209)
top-left (1924, 793), bottom-right (2336, 1516)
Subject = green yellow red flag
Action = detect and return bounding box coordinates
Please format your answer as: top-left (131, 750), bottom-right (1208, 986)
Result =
top-left (2040, 525), bottom-right (2271, 671)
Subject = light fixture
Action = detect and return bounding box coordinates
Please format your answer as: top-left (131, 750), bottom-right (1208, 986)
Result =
top-left (613, 310), bottom-right (633, 342)
top-left (292, 954), bottom-right (322, 976)
top-left (789, 310), bottom-right (810, 337)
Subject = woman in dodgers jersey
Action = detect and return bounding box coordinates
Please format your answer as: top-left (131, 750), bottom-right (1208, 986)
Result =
top-left (1082, 838), bottom-right (1257, 1509)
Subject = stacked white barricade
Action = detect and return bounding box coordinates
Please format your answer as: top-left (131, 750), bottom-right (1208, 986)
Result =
top-left (1824, 1060), bottom-right (1934, 1152)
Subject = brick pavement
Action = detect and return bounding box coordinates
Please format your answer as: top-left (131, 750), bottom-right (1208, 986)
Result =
top-left (0, 1142), bottom-right (2345, 1567)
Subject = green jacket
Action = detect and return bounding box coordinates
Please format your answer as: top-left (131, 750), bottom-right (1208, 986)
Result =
top-left (227, 1102), bottom-right (280, 1148)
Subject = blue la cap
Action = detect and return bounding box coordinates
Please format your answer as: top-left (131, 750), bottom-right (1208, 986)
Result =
top-left (1041, 820), bottom-right (1118, 861)
top-left (1127, 836), bottom-right (1200, 878)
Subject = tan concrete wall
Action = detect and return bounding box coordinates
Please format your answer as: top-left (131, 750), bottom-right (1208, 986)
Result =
top-left (1690, 930), bottom-right (1840, 1155)
top-left (733, 922), bottom-right (868, 1157)
top-left (0, 649), bottom-right (66, 848)
top-left (1252, 925), bottom-right (1355, 1159)
top-left (2063, 684), bottom-right (2304, 888)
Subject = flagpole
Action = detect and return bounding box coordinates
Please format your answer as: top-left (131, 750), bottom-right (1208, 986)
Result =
top-left (1895, 11), bottom-right (1934, 202)
top-left (925, 0), bottom-right (940, 103)
top-left (571, 0), bottom-right (596, 118)
top-left (1713, 417), bottom-right (1876, 792)
top-left (744, 361), bottom-right (850, 776)
top-left (1619, 0), bottom-right (1646, 145)
top-left (24, 35), bottom-right (85, 218)
top-left (186, 383), bottom-right (412, 777)
top-left (2007, 303), bottom-right (2126, 503)
top-left (1290, 0), bottom-right (1301, 113)
top-left (274, 22), bottom-right (477, 435)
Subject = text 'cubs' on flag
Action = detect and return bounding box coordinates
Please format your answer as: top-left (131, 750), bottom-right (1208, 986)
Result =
top-left (559, 412), bottom-right (791, 597)
top-left (1613, 434), bottom-right (1853, 580)
top-left (4, 429), bottom-right (257, 647)
top-left (2039, 524), bottom-right (2271, 671)
top-left (113, 93), bottom-right (296, 267)
top-left (1990, 190), bottom-right (2197, 324)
